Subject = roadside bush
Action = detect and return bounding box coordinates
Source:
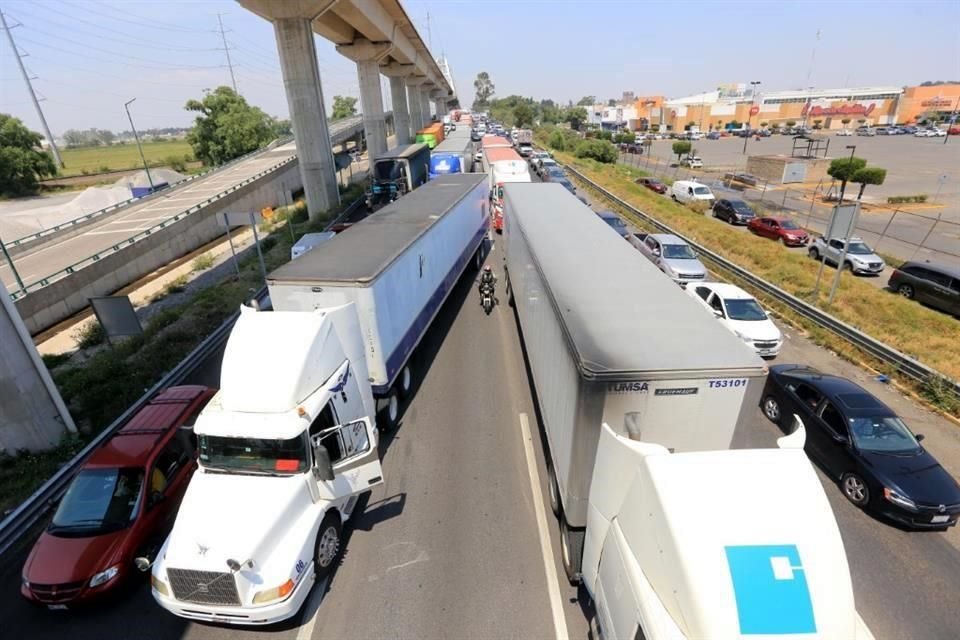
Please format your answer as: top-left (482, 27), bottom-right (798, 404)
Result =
top-left (191, 253), bottom-right (215, 272)
top-left (74, 321), bottom-right (106, 349)
top-left (886, 194), bottom-right (929, 204)
top-left (574, 139), bottom-right (617, 163)
top-left (548, 129), bottom-right (567, 151)
top-left (41, 353), bottom-right (72, 370)
top-left (165, 155), bottom-right (187, 172)
top-left (164, 275), bottom-right (189, 295)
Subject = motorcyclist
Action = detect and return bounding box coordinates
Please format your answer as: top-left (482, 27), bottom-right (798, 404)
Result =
top-left (479, 265), bottom-right (496, 296)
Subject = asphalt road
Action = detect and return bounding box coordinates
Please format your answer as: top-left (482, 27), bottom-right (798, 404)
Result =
top-left (2, 177), bottom-right (959, 639)
top-left (1, 116), bottom-right (367, 295)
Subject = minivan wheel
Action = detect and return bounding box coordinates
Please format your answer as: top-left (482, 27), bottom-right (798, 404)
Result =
top-left (897, 283), bottom-right (915, 299)
top-left (841, 473), bottom-right (870, 508)
top-left (808, 248), bottom-right (819, 260)
top-left (762, 395), bottom-right (782, 425)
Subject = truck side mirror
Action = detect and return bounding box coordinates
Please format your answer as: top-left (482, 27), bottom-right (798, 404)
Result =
top-left (313, 444), bottom-right (335, 481)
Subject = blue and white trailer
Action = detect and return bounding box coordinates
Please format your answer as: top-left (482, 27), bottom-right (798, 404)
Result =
top-left (428, 130), bottom-right (475, 179)
top-left (267, 173), bottom-right (489, 429)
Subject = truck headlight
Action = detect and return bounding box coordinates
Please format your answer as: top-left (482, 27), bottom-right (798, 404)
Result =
top-left (89, 565), bottom-right (119, 588)
top-left (252, 579), bottom-right (295, 604)
top-left (884, 487), bottom-right (918, 511)
top-left (151, 573), bottom-right (171, 597)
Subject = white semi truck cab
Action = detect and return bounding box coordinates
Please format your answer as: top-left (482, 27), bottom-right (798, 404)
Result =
top-left (585, 422), bottom-right (874, 640)
top-left (148, 306), bottom-right (384, 625)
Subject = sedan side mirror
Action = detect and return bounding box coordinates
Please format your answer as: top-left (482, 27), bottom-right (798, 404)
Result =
top-left (313, 444), bottom-right (335, 482)
top-left (916, 433), bottom-right (925, 442)
top-left (831, 433), bottom-right (849, 445)
top-left (712, 308), bottom-right (723, 319)
top-left (134, 557), bottom-right (153, 572)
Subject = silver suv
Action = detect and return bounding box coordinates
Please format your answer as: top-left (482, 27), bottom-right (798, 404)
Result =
top-left (808, 236), bottom-right (885, 275)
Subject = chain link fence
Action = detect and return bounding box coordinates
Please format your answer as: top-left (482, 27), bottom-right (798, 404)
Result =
top-left (618, 151), bottom-right (960, 268)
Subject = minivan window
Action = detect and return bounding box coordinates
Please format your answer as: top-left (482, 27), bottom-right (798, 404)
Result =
top-left (693, 187), bottom-right (711, 196)
top-left (925, 270), bottom-right (953, 287)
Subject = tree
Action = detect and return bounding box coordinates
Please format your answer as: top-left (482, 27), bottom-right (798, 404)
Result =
top-left (577, 96), bottom-right (596, 106)
top-left (760, 121), bottom-right (769, 129)
top-left (548, 129), bottom-right (567, 151)
top-left (857, 118), bottom-right (866, 125)
top-left (851, 166), bottom-right (887, 201)
top-left (812, 119), bottom-right (823, 130)
top-left (473, 72), bottom-right (495, 109)
top-left (841, 118), bottom-right (851, 126)
top-left (273, 118), bottom-right (292, 136)
top-left (63, 129), bottom-right (87, 147)
top-left (185, 86), bottom-right (276, 166)
top-left (827, 156), bottom-right (867, 202)
top-left (685, 121), bottom-right (696, 131)
top-left (672, 140), bottom-right (692, 162)
top-left (607, 98), bottom-right (617, 107)
top-left (650, 124), bottom-right (660, 133)
top-left (331, 95), bottom-right (357, 120)
top-left (95, 129), bottom-right (116, 146)
top-left (565, 106), bottom-right (588, 131)
top-left (513, 103), bottom-right (535, 128)
top-left (574, 139), bottom-right (617, 163)
top-left (0, 113), bottom-right (58, 197)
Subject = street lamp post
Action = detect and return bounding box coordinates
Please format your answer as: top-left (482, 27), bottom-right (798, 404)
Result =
top-left (801, 86), bottom-right (814, 129)
top-left (743, 81), bottom-right (761, 154)
top-left (124, 98), bottom-right (155, 192)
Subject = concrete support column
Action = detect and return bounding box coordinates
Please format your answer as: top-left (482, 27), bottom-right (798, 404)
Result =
top-left (356, 59), bottom-right (387, 161)
top-left (406, 79), bottom-right (425, 133)
top-left (337, 39), bottom-right (391, 163)
top-left (421, 88), bottom-right (433, 123)
top-left (434, 99), bottom-right (446, 119)
top-left (274, 17), bottom-right (338, 219)
top-left (388, 75), bottom-right (411, 144)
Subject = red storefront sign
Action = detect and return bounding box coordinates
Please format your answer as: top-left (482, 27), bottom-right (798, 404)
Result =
top-left (749, 105), bottom-right (760, 116)
top-left (801, 102), bottom-right (877, 118)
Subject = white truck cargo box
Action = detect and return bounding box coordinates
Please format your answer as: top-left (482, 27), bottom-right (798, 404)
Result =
top-left (268, 174), bottom-right (489, 395)
top-left (290, 232), bottom-right (335, 260)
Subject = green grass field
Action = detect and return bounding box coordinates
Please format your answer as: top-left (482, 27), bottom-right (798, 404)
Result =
top-left (59, 140), bottom-right (194, 177)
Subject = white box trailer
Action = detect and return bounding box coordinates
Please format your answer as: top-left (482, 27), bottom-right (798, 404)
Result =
top-left (502, 183), bottom-right (873, 639)
top-left (503, 183), bottom-right (767, 533)
top-left (268, 174), bottom-right (489, 425)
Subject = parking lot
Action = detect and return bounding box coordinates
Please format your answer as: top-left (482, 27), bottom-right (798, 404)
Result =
top-left (624, 134), bottom-right (960, 268)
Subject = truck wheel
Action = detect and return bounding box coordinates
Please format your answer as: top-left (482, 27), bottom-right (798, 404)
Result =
top-left (379, 389), bottom-right (400, 432)
top-left (560, 519), bottom-right (584, 585)
top-left (547, 463), bottom-right (561, 518)
top-left (314, 511), bottom-right (343, 580)
top-left (397, 364), bottom-right (414, 399)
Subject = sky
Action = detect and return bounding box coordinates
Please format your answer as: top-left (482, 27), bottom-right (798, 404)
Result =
top-left (1, 0), bottom-right (958, 137)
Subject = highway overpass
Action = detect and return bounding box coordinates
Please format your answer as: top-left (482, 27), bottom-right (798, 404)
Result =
top-left (2, 114), bottom-right (385, 333)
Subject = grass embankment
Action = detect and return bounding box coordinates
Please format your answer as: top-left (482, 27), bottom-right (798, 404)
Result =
top-left (59, 140), bottom-right (195, 177)
top-left (555, 152), bottom-right (960, 416)
top-left (0, 184), bottom-right (365, 514)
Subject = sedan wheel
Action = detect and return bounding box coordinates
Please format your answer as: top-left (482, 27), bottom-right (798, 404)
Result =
top-left (762, 395), bottom-right (782, 424)
top-left (778, 236), bottom-right (786, 246)
top-left (841, 473), bottom-right (870, 507)
top-left (897, 283), bottom-right (915, 299)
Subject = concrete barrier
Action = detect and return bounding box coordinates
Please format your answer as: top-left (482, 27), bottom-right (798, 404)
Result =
top-left (15, 161), bottom-right (302, 335)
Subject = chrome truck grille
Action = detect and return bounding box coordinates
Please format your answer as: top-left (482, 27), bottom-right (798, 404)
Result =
top-left (167, 568), bottom-right (241, 606)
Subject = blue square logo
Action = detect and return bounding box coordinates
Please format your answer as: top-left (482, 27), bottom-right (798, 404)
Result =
top-left (725, 544), bottom-right (817, 635)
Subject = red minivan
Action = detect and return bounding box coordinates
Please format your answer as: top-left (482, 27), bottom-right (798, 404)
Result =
top-left (21, 385), bottom-right (215, 609)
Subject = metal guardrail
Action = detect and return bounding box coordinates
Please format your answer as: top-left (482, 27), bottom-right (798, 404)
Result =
top-left (564, 164), bottom-right (960, 401)
top-left (8, 156), bottom-right (297, 302)
top-left (8, 136), bottom-right (297, 249)
top-left (0, 197), bottom-right (363, 560)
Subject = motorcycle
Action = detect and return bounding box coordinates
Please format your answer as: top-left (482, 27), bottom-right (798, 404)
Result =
top-left (479, 281), bottom-right (495, 315)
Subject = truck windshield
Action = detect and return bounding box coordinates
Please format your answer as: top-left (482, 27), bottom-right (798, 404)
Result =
top-left (373, 160), bottom-right (403, 181)
top-left (49, 467), bottom-right (144, 536)
top-left (198, 435), bottom-right (308, 475)
top-left (663, 244), bottom-right (697, 259)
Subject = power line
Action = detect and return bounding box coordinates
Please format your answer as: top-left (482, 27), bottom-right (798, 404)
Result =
top-left (78, 0), bottom-right (217, 34)
top-left (16, 35), bottom-right (227, 71)
top-left (1, 9), bottom-right (63, 167)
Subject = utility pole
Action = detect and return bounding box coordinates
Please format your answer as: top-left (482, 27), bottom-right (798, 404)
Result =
top-left (426, 12), bottom-right (432, 49)
top-left (1, 9), bottom-right (64, 168)
top-left (125, 98), bottom-right (155, 192)
top-left (217, 13), bottom-right (238, 94)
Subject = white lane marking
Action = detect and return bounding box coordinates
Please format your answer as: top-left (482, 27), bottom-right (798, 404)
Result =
top-left (295, 575), bottom-right (329, 640)
top-left (519, 411), bottom-right (569, 640)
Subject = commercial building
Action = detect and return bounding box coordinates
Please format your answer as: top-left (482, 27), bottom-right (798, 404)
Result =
top-left (629, 83), bottom-right (960, 132)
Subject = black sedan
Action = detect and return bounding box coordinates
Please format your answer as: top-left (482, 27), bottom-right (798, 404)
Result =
top-left (712, 199), bottom-right (757, 225)
top-left (761, 365), bottom-right (960, 529)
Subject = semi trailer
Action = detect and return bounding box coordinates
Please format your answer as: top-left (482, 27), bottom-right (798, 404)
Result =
top-left (366, 143), bottom-right (431, 210)
top-left (502, 182), bottom-right (874, 639)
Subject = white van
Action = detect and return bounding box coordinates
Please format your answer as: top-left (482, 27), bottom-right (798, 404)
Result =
top-left (671, 180), bottom-right (715, 204)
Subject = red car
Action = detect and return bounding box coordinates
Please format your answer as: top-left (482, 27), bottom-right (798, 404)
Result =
top-left (747, 216), bottom-right (810, 246)
top-left (21, 385), bottom-right (215, 609)
top-left (635, 176), bottom-right (667, 194)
